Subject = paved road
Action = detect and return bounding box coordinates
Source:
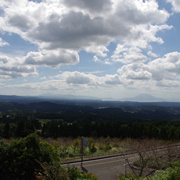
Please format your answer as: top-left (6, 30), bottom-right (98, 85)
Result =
top-left (63, 144), bottom-right (180, 180)
top-left (64, 154), bottom-right (138, 180)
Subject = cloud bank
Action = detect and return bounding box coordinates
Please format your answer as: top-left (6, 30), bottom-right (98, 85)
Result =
top-left (0, 0), bottom-right (180, 100)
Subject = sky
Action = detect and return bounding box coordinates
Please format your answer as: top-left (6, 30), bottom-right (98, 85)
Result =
top-left (0, 0), bottom-right (180, 101)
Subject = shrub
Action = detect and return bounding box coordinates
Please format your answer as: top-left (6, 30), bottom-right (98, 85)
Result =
top-left (104, 142), bottom-right (112, 151)
top-left (0, 133), bottom-right (59, 180)
top-left (45, 163), bottom-right (98, 180)
top-left (45, 162), bottom-right (68, 180)
top-left (89, 143), bottom-right (97, 154)
top-left (154, 160), bottom-right (180, 180)
top-left (118, 174), bottom-right (138, 180)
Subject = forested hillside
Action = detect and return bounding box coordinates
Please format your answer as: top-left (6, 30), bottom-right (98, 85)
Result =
top-left (0, 100), bottom-right (180, 140)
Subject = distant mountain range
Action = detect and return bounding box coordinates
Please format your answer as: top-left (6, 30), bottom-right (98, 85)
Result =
top-left (121, 94), bottom-right (163, 102)
top-left (0, 93), bottom-right (169, 103)
top-left (39, 94), bottom-right (100, 101)
top-left (0, 94), bottom-right (180, 112)
top-left (0, 94), bottom-right (101, 104)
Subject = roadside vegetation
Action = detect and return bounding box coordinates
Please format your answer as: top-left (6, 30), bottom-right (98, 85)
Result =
top-left (0, 106), bottom-right (180, 179)
top-left (0, 133), bottom-right (98, 180)
top-left (1, 133), bottom-right (180, 179)
top-left (119, 161), bottom-right (180, 180)
top-left (118, 139), bottom-right (180, 180)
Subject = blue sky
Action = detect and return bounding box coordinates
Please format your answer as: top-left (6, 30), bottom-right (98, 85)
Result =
top-left (0, 0), bottom-right (180, 101)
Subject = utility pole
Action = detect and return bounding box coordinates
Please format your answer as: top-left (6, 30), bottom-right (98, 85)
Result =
top-left (81, 136), bottom-right (83, 168)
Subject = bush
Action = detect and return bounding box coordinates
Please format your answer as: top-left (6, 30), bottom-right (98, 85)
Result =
top-left (45, 163), bottom-right (98, 180)
top-left (0, 133), bottom-right (59, 180)
top-left (118, 174), bottom-right (138, 180)
top-left (1, 134), bottom-right (97, 180)
top-left (45, 162), bottom-right (68, 180)
top-left (154, 160), bottom-right (180, 180)
top-left (89, 143), bottom-right (97, 154)
top-left (104, 142), bottom-right (112, 151)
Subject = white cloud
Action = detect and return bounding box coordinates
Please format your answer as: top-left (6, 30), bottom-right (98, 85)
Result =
top-left (148, 51), bottom-right (180, 81)
top-left (0, 38), bottom-right (9, 47)
top-left (112, 45), bottom-right (148, 64)
top-left (117, 52), bottom-right (180, 83)
top-left (1, 0), bottom-right (179, 100)
top-left (58, 71), bottom-right (101, 86)
top-left (85, 45), bottom-right (109, 57)
top-left (54, 71), bottom-right (122, 87)
top-left (25, 49), bottom-right (79, 67)
top-left (62, 0), bottom-right (112, 14)
top-left (114, 0), bottom-right (169, 25)
top-left (111, 24), bottom-right (172, 64)
top-left (147, 51), bottom-right (158, 58)
top-left (117, 63), bottom-right (152, 80)
top-left (0, 55), bottom-right (37, 80)
top-left (0, 0), bottom-right (170, 57)
top-left (7, 14), bottom-right (34, 31)
top-left (28, 10), bottom-right (117, 50)
top-left (105, 75), bottom-right (122, 85)
top-left (167, 0), bottom-right (180, 12)
top-left (156, 79), bottom-right (180, 87)
top-left (93, 55), bottom-right (101, 63)
top-left (66, 71), bottom-right (90, 84)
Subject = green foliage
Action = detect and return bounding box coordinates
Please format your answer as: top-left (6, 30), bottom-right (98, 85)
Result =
top-left (1, 109), bottom-right (180, 140)
top-left (0, 133), bottom-right (59, 180)
top-left (1, 134), bottom-right (97, 179)
top-left (45, 163), bottom-right (98, 180)
top-left (112, 143), bottom-right (119, 148)
top-left (154, 160), bottom-right (180, 180)
top-left (45, 162), bottom-right (68, 180)
top-left (133, 158), bottom-right (149, 168)
top-left (104, 142), bottom-right (112, 151)
top-left (67, 166), bottom-right (82, 179)
top-left (73, 140), bottom-right (80, 153)
top-left (118, 174), bottom-right (138, 180)
top-left (3, 123), bottom-right (10, 138)
top-left (40, 141), bottom-right (60, 163)
top-left (89, 143), bottom-right (97, 154)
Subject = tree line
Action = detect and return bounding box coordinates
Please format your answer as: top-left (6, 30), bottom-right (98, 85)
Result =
top-left (1, 118), bottom-right (180, 140)
top-left (41, 120), bottom-right (180, 140)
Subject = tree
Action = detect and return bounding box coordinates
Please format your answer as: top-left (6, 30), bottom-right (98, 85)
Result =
top-left (0, 133), bottom-right (59, 180)
top-left (3, 123), bottom-right (10, 138)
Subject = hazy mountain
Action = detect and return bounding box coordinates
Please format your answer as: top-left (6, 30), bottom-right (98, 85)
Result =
top-left (38, 94), bottom-right (100, 101)
top-left (0, 94), bottom-right (101, 103)
top-left (121, 94), bottom-right (163, 102)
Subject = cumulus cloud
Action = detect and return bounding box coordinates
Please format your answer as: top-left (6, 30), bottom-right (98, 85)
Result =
top-left (58, 71), bottom-right (101, 86)
top-left (85, 45), bottom-right (109, 57)
top-left (117, 52), bottom-right (180, 82)
top-left (0, 55), bottom-right (37, 80)
top-left (62, 0), bottom-right (112, 14)
top-left (111, 24), bottom-right (172, 64)
top-left (156, 80), bottom-right (180, 88)
top-left (0, 0), bottom-right (177, 92)
top-left (8, 14), bottom-right (34, 31)
top-left (0, 38), bottom-right (9, 47)
top-left (53, 71), bottom-right (122, 87)
top-left (118, 63), bottom-right (152, 80)
top-left (105, 75), bottom-right (122, 85)
top-left (0, 0), bottom-right (170, 54)
top-left (25, 49), bottom-right (79, 67)
top-left (112, 45), bottom-right (148, 64)
top-left (114, 0), bottom-right (169, 25)
top-left (28, 10), bottom-right (122, 50)
top-left (147, 52), bottom-right (180, 80)
top-left (167, 0), bottom-right (180, 12)
top-left (66, 72), bottom-right (90, 84)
